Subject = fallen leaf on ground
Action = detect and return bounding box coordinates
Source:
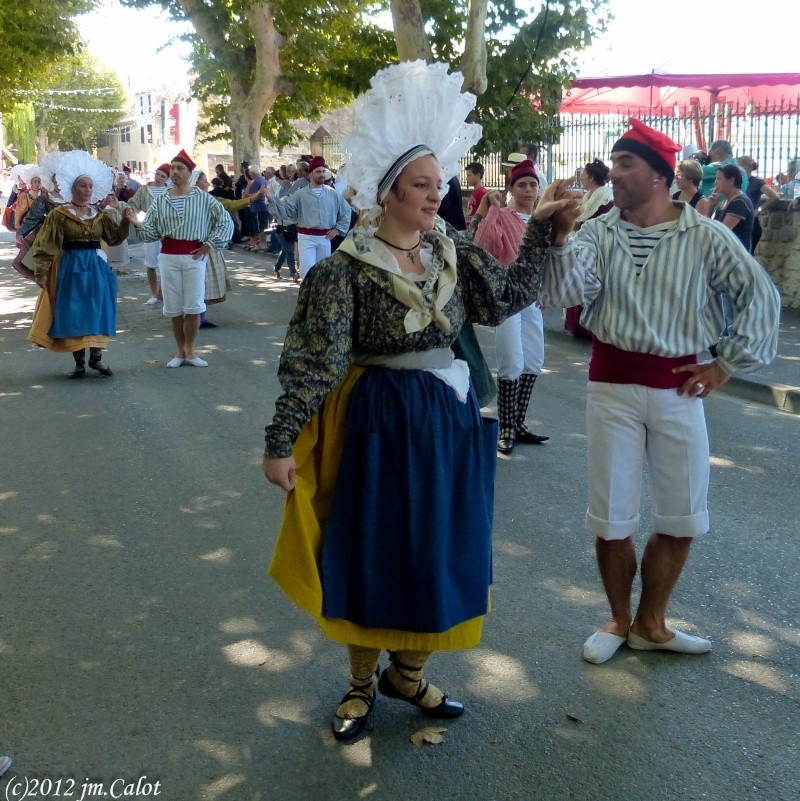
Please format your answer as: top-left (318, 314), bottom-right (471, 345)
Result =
top-left (566, 713), bottom-right (582, 723)
top-left (410, 726), bottom-right (447, 747)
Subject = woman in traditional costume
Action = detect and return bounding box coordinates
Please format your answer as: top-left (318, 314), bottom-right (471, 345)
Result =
top-left (28, 151), bottom-right (133, 378)
top-left (262, 61), bottom-right (567, 741)
top-left (471, 161), bottom-right (549, 455)
top-left (128, 163), bottom-right (171, 304)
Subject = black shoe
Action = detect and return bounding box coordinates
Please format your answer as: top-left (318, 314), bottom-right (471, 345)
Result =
top-left (199, 320), bottom-right (218, 329)
top-left (69, 366), bottom-right (86, 379)
top-left (515, 425), bottom-right (549, 445)
top-left (88, 359), bottom-right (113, 377)
top-left (377, 669), bottom-right (464, 718)
top-left (332, 687), bottom-right (375, 741)
top-left (497, 437), bottom-right (515, 455)
top-left (273, 271), bottom-right (283, 280)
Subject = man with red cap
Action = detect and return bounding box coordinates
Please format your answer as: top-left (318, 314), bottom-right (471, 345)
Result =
top-left (133, 149), bottom-right (233, 368)
top-left (534, 118), bottom-right (780, 664)
top-left (267, 155), bottom-right (351, 279)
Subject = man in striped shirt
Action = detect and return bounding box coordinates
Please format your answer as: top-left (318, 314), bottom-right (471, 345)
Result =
top-left (267, 156), bottom-right (352, 280)
top-left (535, 119), bottom-right (780, 665)
top-left (136, 150), bottom-right (233, 368)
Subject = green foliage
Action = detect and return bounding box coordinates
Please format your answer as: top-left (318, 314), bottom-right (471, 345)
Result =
top-left (26, 53), bottom-right (128, 151)
top-left (0, 0), bottom-right (96, 111)
top-left (124, 0), bottom-right (395, 150)
top-left (5, 104), bottom-right (37, 163)
top-left (435, 0), bottom-right (610, 154)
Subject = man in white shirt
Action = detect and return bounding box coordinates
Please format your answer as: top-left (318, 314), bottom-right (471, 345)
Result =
top-left (268, 156), bottom-right (351, 279)
top-left (535, 119), bottom-right (780, 665)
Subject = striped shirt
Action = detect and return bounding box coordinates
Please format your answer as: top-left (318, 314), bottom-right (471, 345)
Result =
top-left (620, 219), bottom-right (676, 275)
top-left (140, 187), bottom-right (233, 250)
top-left (539, 202), bottom-right (780, 375)
top-left (269, 184), bottom-right (351, 235)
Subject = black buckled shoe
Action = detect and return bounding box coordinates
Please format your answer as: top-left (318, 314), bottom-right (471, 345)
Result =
top-left (69, 366), bottom-right (86, 379)
top-left (377, 669), bottom-right (464, 718)
top-left (515, 424), bottom-right (548, 444)
top-left (332, 685), bottom-right (376, 741)
top-left (497, 437), bottom-right (515, 455)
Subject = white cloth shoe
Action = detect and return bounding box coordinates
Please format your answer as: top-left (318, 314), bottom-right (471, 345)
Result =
top-left (0, 756), bottom-right (12, 777)
top-left (166, 357), bottom-right (184, 368)
top-left (145, 297), bottom-right (160, 305)
top-left (185, 356), bottom-right (208, 367)
top-left (627, 629), bottom-right (711, 654)
top-left (583, 630), bottom-right (627, 664)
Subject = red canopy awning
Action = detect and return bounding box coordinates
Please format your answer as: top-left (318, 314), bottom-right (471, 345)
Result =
top-left (561, 72), bottom-right (800, 114)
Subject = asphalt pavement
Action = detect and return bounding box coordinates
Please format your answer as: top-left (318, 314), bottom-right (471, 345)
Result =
top-left (1, 234), bottom-right (798, 801)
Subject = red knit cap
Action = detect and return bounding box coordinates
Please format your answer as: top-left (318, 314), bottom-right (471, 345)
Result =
top-left (611, 118), bottom-right (682, 182)
top-left (122, 165), bottom-right (131, 173)
top-left (509, 161), bottom-right (538, 186)
top-left (156, 163), bottom-right (172, 177)
top-left (307, 156), bottom-right (327, 172)
top-left (171, 149), bottom-right (196, 170)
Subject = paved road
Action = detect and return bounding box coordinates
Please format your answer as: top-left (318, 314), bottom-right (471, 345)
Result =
top-left (1, 240), bottom-right (798, 801)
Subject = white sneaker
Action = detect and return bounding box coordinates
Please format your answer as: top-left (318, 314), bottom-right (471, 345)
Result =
top-left (166, 357), bottom-right (184, 368)
top-left (185, 356), bottom-right (208, 367)
top-left (145, 297), bottom-right (160, 305)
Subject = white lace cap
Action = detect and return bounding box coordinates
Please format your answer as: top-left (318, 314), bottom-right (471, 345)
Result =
top-left (56, 150), bottom-right (113, 204)
top-left (341, 61), bottom-right (482, 222)
top-left (10, 163), bottom-right (42, 186)
top-left (39, 151), bottom-right (65, 192)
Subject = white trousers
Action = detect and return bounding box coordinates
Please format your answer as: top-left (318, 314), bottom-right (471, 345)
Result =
top-left (159, 253), bottom-right (207, 317)
top-left (495, 303), bottom-right (545, 380)
top-left (585, 382), bottom-right (710, 541)
top-left (297, 233), bottom-right (331, 280)
top-left (144, 240), bottom-right (161, 270)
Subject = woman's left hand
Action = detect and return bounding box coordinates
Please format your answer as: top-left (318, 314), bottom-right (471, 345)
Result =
top-left (673, 361), bottom-right (729, 399)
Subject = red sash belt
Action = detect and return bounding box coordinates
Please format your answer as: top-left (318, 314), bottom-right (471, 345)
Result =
top-left (161, 237), bottom-right (202, 255)
top-left (297, 227), bottom-right (329, 236)
top-left (589, 339), bottom-right (698, 389)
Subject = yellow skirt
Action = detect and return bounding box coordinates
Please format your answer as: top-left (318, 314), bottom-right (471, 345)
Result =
top-left (28, 257), bottom-right (110, 353)
top-left (268, 366), bottom-right (485, 651)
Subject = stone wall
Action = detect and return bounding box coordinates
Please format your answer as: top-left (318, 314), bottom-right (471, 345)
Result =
top-left (755, 202), bottom-right (800, 307)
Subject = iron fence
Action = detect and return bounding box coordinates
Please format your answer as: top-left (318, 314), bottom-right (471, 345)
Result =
top-left (324, 95), bottom-right (800, 193)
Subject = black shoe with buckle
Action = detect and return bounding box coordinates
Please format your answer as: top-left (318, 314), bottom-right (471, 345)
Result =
top-left (497, 437), bottom-right (515, 454)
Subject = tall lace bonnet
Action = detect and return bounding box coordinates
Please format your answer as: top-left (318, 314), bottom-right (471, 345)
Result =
top-left (341, 61), bottom-right (482, 222)
top-left (56, 150), bottom-right (114, 204)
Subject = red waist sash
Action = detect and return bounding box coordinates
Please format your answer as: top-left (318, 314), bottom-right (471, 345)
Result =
top-left (297, 227), bottom-right (329, 236)
top-left (161, 237), bottom-right (202, 255)
top-left (589, 339), bottom-right (698, 389)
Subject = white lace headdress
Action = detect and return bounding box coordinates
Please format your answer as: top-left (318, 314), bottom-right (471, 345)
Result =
top-left (341, 61), bottom-right (482, 222)
top-left (10, 163), bottom-right (42, 186)
top-left (39, 151), bottom-right (65, 193)
top-left (56, 150), bottom-right (113, 204)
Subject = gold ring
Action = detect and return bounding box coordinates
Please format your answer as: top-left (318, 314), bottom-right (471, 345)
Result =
top-left (695, 382), bottom-right (705, 391)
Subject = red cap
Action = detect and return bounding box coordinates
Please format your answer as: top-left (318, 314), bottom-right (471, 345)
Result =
top-left (122, 165), bottom-right (132, 173)
top-left (308, 156), bottom-right (327, 172)
top-left (509, 161), bottom-right (538, 186)
top-left (156, 163), bottom-right (172, 177)
top-left (171, 149), bottom-right (196, 170)
top-left (611, 118), bottom-right (682, 182)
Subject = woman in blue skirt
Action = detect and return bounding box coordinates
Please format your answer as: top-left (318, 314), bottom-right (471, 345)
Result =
top-left (263, 61), bottom-right (575, 741)
top-left (28, 151), bottom-right (133, 378)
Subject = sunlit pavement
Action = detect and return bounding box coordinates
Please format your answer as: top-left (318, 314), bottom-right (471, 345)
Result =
top-left (1, 231), bottom-right (798, 801)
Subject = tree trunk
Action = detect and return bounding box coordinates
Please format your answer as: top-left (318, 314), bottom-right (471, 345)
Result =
top-left (460, 0), bottom-right (489, 95)
top-left (389, 0), bottom-right (432, 62)
top-left (179, 0), bottom-right (284, 167)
